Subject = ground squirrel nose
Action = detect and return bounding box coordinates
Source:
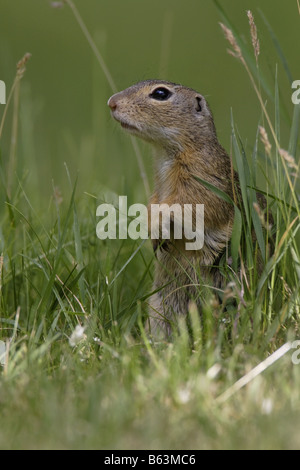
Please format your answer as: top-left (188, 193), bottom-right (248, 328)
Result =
top-left (108, 95), bottom-right (117, 110)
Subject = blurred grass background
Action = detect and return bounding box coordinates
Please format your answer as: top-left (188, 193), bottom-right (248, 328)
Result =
top-left (0, 0), bottom-right (299, 204)
top-left (0, 0), bottom-right (300, 450)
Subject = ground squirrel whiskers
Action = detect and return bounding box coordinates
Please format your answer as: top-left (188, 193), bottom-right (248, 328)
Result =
top-left (108, 80), bottom-right (237, 336)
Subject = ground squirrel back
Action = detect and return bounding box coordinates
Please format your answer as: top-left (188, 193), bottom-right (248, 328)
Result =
top-left (108, 80), bottom-right (236, 336)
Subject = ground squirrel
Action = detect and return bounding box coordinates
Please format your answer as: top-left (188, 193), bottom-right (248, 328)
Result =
top-left (108, 80), bottom-right (238, 336)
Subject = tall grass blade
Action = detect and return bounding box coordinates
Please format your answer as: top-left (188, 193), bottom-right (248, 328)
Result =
top-left (193, 175), bottom-right (242, 270)
top-left (259, 10), bottom-right (293, 85)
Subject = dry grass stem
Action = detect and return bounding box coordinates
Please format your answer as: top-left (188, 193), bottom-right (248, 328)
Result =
top-left (63, 0), bottom-right (151, 198)
top-left (6, 53), bottom-right (31, 197)
top-left (216, 342), bottom-right (293, 403)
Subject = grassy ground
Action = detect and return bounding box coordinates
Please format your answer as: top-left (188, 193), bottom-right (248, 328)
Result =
top-left (0, 1), bottom-right (300, 449)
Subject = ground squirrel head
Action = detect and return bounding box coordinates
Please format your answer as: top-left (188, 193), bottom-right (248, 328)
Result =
top-left (108, 80), bottom-right (217, 153)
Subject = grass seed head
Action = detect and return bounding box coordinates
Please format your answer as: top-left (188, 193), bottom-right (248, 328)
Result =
top-left (219, 22), bottom-right (243, 60)
top-left (247, 10), bottom-right (260, 64)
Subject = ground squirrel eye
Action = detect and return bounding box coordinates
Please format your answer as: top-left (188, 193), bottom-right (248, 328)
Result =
top-left (195, 96), bottom-right (202, 112)
top-left (150, 87), bottom-right (172, 101)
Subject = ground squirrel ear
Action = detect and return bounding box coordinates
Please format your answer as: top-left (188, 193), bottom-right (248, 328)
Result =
top-left (195, 96), bottom-right (202, 112)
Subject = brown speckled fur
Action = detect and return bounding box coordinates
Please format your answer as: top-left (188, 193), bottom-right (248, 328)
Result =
top-left (108, 80), bottom-right (239, 337)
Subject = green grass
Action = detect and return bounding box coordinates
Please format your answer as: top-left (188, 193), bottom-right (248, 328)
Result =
top-left (0, 2), bottom-right (300, 450)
